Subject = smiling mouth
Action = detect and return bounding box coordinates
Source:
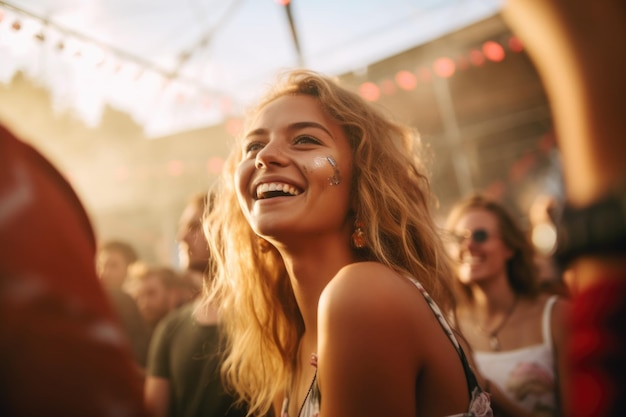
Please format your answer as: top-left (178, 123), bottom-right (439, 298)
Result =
top-left (256, 182), bottom-right (302, 199)
top-left (460, 255), bottom-right (482, 265)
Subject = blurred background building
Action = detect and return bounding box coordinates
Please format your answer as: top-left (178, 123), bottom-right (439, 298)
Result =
top-left (0, 0), bottom-right (562, 265)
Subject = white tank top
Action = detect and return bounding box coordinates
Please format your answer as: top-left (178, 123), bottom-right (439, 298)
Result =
top-left (474, 295), bottom-right (558, 415)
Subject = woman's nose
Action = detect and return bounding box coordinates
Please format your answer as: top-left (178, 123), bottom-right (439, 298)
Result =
top-left (452, 237), bottom-right (472, 258)
top-left (255, 140), bottom-right (288, 169)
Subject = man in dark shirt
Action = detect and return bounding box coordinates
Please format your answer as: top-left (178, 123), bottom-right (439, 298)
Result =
top-left (144, 192), bottom-right (247, 417)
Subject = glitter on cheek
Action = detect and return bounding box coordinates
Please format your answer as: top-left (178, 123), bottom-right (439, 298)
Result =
top-left (308, 155), bottom-right (342, 186)
top-left (326, 156), bottom-right (342, 186)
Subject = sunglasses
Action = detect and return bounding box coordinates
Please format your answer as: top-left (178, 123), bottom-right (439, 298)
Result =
top-left (452, 228), bottom-right (494, 245)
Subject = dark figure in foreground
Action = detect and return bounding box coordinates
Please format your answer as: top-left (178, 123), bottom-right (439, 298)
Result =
top-left (0, 124), bottom-right (148, 416)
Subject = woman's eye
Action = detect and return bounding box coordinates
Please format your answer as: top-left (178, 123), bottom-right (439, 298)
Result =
top-left (244, 142), bottom-right (264, 154)
top-left (294, 135), bottom-right (321, 145)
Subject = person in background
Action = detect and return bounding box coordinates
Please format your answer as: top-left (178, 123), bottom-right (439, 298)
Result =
top-left (144, 191), bottom-right (247, 417)
top-left (0, 123), bottom-right (148, 416)
top-left (97, 240), bottom-right (139, 291)
top-left (175, 269), bottom-right (203, 307)
top-left (129, 265), bottom-right (180, 332)
top-left (176, 192), bottom-right (212, 298)
top-left (205, 69), bottom-right (491, 417)
top-left (501, 1), bottom-right (626, 416)
top-left (445, 194), bottom-right (569, 416)
top-left (97, 239), bottom-right (151, 368)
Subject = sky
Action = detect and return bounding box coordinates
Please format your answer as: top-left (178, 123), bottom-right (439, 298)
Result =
top-left (0, 0), bottom-right (502, 137)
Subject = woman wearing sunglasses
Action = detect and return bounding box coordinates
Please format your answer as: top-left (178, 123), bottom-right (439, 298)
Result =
top-left (445, 194), bottom-right (569, 417)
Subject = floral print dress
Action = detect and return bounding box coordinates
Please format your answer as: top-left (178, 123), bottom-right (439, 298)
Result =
top-left (280, 277), bottom-right (493, 417)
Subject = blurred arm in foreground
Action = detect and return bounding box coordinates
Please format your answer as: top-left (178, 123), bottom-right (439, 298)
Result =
top-left (0, 124), bottom-right (148, 417)
top-left (502, 1), bottom-right (626, 416)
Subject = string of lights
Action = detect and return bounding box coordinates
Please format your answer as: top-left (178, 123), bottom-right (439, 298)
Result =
top-left (0, 0), bottom-right (226, 96)
top-left (0, 0), bottom-right (519, 137)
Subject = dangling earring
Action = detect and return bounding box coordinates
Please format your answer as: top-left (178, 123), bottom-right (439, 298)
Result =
top-left (257, 236), bottom-right (271, 253)
top-left (351, 220), bottom-right (367, 249)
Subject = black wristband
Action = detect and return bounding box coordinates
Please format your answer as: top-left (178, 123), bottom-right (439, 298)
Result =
top-left (554, 187), bottom-right (626, 268)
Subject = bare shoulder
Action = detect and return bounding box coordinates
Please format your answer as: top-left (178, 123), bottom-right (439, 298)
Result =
top-left (320, 262), bottom-right (416, 313)
top-left (538, 292), bottom-right (570, 318)
top-left (316, 262), bottom-right (470, 416)
top-left (318, 261), bottom-right (433, 341)
top-left (551, 295), bottom-right (570, 313)
top-left (547, 294), bottom-right (570, 332)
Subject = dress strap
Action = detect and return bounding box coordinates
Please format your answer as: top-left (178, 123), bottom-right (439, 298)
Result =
top-left (541, 295), bottom-right (558, 347)
top-left (405, 276), bottom-right (481, 395)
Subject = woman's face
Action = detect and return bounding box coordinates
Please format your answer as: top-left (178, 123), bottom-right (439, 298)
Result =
top-left (235, 94), bottom-right (354, 246)
top-left (450, 208), bottom-right (513, 286)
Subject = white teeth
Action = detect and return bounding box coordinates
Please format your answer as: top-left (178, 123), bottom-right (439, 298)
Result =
top-left (256, 182), bottom-right (301, 199)
top-left (461, 256), bottom-right (482, 265)
top-left (258, 183), bottom-right (269, 195)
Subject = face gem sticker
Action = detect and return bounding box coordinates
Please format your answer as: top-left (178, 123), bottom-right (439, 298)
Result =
top-left (326, 156), bottom-right (342, 186)
top-left (310, 155), bottom-right (342, 186)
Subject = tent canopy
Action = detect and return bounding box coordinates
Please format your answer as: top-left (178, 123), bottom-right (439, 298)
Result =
top-left (0, 0), bottom-right (501, 137)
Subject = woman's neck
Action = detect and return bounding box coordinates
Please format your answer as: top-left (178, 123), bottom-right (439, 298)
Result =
top-left (469, 274), bottom-right (516, 314)
top-left (280, 237), bottom-right (357, 337)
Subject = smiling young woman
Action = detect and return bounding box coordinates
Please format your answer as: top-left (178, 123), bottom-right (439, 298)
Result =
top-left (204, 70), bottom-right (492, 417)
top-left (445, 194), bottom-right (569, 416)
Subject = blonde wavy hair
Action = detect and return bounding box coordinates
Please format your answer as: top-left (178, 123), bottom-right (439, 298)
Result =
top-left (205, 69), bottom-right (457, 416)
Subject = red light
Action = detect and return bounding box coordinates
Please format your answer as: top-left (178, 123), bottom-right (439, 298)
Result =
top-left (508, 36), bottom-right (524, 53)
top-left (483, 41), bottom-right (505, 62)
top-left (359, 82), bottom-right (380, 102)
top-left (469, 49), bottom-right (485, 67)
top-left (433, 57), bottom-right (456, 78)
top-left (274, 0), bottom-right (290, 5)
top-left (395, 70), bottom-right (417, 91)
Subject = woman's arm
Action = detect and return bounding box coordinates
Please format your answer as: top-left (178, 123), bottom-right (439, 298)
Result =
top-left (501, 0), bottom-right (626, 291)
top-left (317, 264), bottom-right (421, 417)
top-left (501, 2), bottom-right (626, 416)
top-left (502, 0), bottom-right (626, 206)
top-left (144, 376), bottom-right (171, 417)
top-left (317, 263), bottom-right (469, 417)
